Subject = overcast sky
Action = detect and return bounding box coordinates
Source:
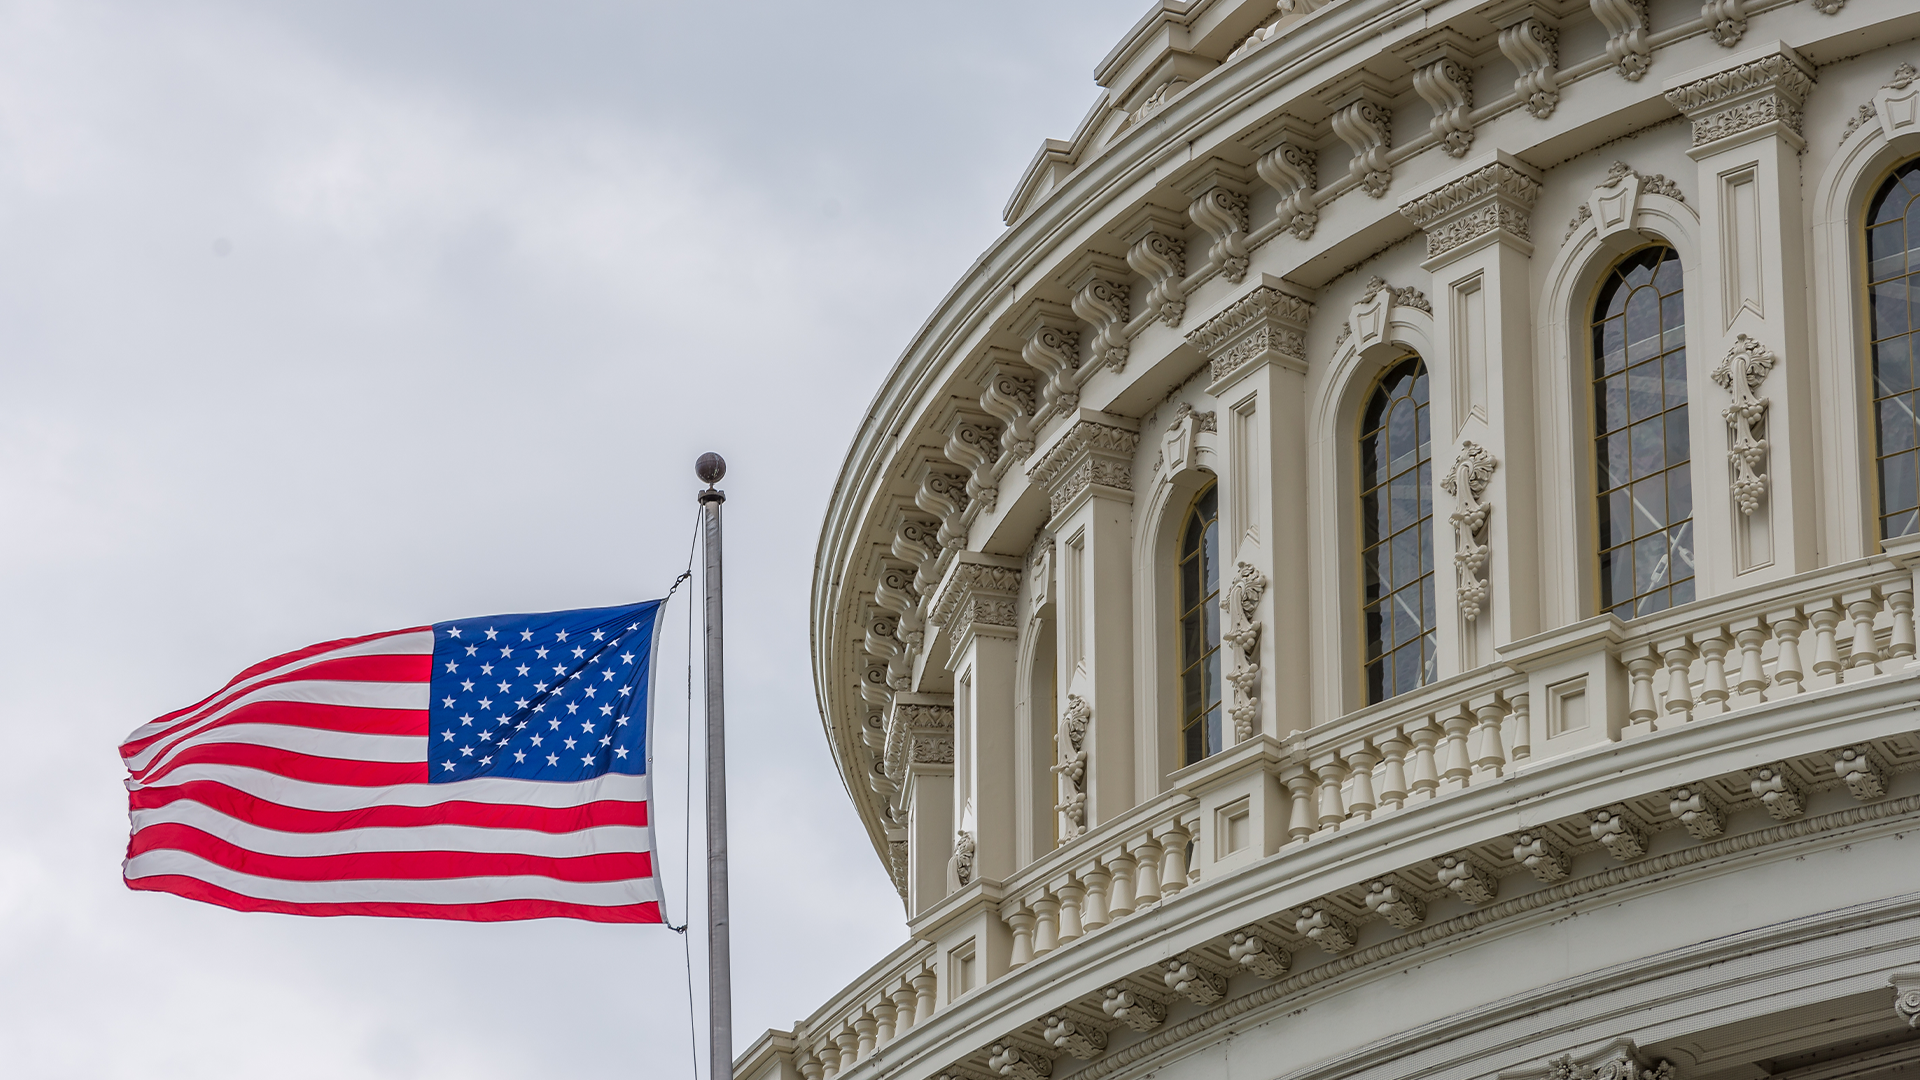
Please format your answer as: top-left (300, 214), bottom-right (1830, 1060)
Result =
top-left (0, 2), bottom-right (1144, 1076)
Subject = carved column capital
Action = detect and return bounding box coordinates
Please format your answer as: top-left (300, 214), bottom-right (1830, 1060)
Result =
top-left (1026, 413), bottom-right (1142, 520)
top-left (1398, 153), bottom-right (1542, 264)
top-left (883, 693), bottom-right (954, 785)
top-left (1186, 280), bottom-right (1315, 390)
top-left (1662, 43), bottom-right (1816, 154)
top-left (928, 552), bottom-right (1022, 660)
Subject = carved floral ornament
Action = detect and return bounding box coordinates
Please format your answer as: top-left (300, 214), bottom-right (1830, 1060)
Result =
top-left (1053, 694), bottom-right (1091, 842)
top-left (1398, 160), bottom-right (1541, 261)
top-left (1184, 284), bottom-right (1313, 386)
top-left (1711, 334), bottom-right (1776, 516)
top-left (1841, 63), bottom-right (1920, 146)
top-left (1661, 49), bottom-right (1815, 150)
top-left (1222, 562), bottom-right (1267, 742)
top-left (1440, 441), bottom-right (1498, 621)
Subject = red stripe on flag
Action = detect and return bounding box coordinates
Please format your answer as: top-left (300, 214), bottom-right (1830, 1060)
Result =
top-left (134, 745), bottom-right (427, 787)
top-left (122, 656), bottom-right (432, 760)
top-left (129, 823), bottom-right (655, 883)
top-left (131, 781), bottom-right (647, 833)
top-left (140, 627), bottom-right (429, 731)
top-left (128, 874), bottom-right (663, 924)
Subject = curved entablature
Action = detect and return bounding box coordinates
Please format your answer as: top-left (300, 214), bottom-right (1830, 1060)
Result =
top-left (810, 0), bottom-right (1919, 936)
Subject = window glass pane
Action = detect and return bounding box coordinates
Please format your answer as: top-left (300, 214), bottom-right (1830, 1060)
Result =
top-left (1626, 288), bottom-right (1660, 364)
top-left (1360, 356), bottom-right (1435, 704)
top-left (1669, 522), bottom-right (1695, 583)
top-left (1668, 466), bottom-right (1693, 527)
top-left (1883, 449), bottom-right (1919, 513)
top-left (1875, 280), bottom-right (1910, 340)
top-left (1871, 163), bottom-right (1920, 541)
top-left (1177, 481), bottom-right (1222, 765)
top-left (1665, 406), bottom-right (1691, 468)
top-left (1598, 318), bottom-right (1627, 374)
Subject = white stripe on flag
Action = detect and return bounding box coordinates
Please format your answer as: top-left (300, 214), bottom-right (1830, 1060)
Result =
top-left (124, 849), bottom-right (660, 907)
top-left (127, 763), bottom-right (652, 808)
top-left (126, 679), bottom-right (433, 772)
top-left (132, 802), bottom-right (653, 857)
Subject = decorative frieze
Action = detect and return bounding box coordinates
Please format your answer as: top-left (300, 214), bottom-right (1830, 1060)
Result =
top-left (1228, 929), bottom-right (1291, 978)
top-left (1222, 561), bottom-right (1267, 741)
top-left (1662, 47), bottom-right (1815, 150)
top-left (980, 363), bottom-right (1040, 460)
top-left (1441, 441), bottom-right (1498, 621)
top-left (1054, 694), bottom-right (1091, 841)
top-left (1591, 0), bottom-right (1651, 81)
top-left (1497, 14), bottom-right (1560, 119)
top-left (1100, 986), bottom-right (1166, 1031)
top-left (1185, 283), bottom-right (1314, 386)
top-left (1255, 138), bottom-right (1318, 239)
top-left (1331, 96), bottom-right (1393, 197)
top-left (929, 556), bottom-right (1021, 656)
top-left (1413, 57), bottom-right (1475, 157)
top-left (1399, 158), bottom-right (1541, 261)
top-left (1027, 418), bottom-right (1142, 519)
top-left (1712, 334), bottom-right (1775, 516)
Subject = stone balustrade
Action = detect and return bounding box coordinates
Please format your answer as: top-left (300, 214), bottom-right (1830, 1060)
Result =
top-left (786, 940), bottom-right (939, 1080)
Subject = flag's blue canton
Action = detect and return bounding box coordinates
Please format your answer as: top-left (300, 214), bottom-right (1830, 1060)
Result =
top-left (428, 600), bottom-right (662, 783)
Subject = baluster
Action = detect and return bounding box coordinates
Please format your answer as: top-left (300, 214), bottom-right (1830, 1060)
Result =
top-left (815, 1039), bottom-right (840, 1080)
top-left (1806, 601), bottom-right (1844, 688)
top-left (1106, 852), bottom-right (1137, 918)
top-left (854, 1012), bottom-right (877, 1058)
top-left (1888, 585), bottom-right (1916, 661)
top-left (1004, 902), bottom-right (1035, 967)
top-left (1728, 618), bottom-right (1768, 705)
top-left (873, 1000), bottom-right (897, 1046)
top-left (1508, 692), bottom-right (1531, 762)
top-left (1131, 837), bottom-right (1163, 906)
top-left (1032, 893), bottom-right (1061, 955)
top-left (1623, 645), bottom-right (1660, 736)
top-left (1377, 733), bottom-right (1410, 808)
top-left (1440, 711), bottom-right (1474, 789)
top-left (1346, 744), bottom-right (1379, 820)
top-left (797, 1045), bottom-right (826, 1080)
top-left (912, 969), bottom-right (937, 1023)
top-left (1284, 769), bottom-right (1317, 840)
top-left (1659, 638), bottom-right (1696, 723)
top-left (1055, 877), bottom-right (1086, 942)
top-left (1694, 630), bottom-right (1730, 717)
top-left (1184, 812), bottom-right (1202, 886)
top-left (1408, 721), bottom-right (1441, 800)
top-left (1081, 864), bottom-right (1111, 930)
top-left (1844, 590), bottom-right (1883, 674)
top-left (1768, 611), bottom-right (1804, 696)
top-left (891, 980), bottom-right (918, 1033)
top-left (1471, 696), bottom-right (1507, 778)
top-left (1316, 757), bottom-right (1350, 830)
top-left (1159, 821), bottom-right (1192, 895)
top-left (836, 1027), bottom-right (860, 1072)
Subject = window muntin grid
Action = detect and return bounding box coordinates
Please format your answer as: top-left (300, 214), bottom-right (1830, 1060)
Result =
top-left (1868, 160), bottom-right (1920, 540)
top-left (1360, 357), bottom-right (1436, 704)
top-left (1177, 484), bottom-right (1222, 766)
top-left (1592, 246), bottom-right (1694, 620)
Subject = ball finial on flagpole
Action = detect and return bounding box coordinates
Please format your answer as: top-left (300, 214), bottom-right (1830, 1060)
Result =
top-left (695, 452), bottom-right (726, 486)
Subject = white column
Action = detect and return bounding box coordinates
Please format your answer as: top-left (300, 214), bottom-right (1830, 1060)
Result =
top-left (1662, 44), bottom-right (1818, 588)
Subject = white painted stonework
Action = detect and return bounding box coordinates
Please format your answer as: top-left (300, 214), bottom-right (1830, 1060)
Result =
top-left (743, 3), bottom-right (1920, 1080)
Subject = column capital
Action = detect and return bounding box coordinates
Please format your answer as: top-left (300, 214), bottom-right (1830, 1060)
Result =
top-left (929, 552), bottom-right (1022, 661)
top-left (1186, 275), bottom-right (1316, 391)
top-left (1026, 410), bottom-right (1142, 519)
top-left (883, 693), bottom-right (954, 785)
top-left (1662, 41), bottom-right (1815, 155)
top-left (1397, 150), bottom-right (1543, 265)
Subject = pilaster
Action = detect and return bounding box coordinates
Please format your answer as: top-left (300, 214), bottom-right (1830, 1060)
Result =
top-left (1399, 152), bottom-right (1543, 670)
top-left (1028, 412), bottom-right (1142, 829)
top-left (929, 553), bottom-right (1022, 884)
top-left (886, 693), bottom-right (955, 917)
top-left (1186, 276), bottom-right (1315, 738)
top-left (1662, 42), bottom-right (1818, 589)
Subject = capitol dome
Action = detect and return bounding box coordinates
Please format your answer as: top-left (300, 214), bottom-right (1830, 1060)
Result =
top-left (744, 2), bottom-right (1920, 1080)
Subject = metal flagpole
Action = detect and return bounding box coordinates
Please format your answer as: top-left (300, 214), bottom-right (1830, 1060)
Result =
top-left (695, 452), bottom-right (733, 1080)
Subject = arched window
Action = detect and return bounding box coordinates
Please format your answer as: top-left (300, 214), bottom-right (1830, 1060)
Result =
top-left (1592, 247), bottom-right (1693, 619)
top-left (1360, 357), bottom-right (1435, 703)
top-left (1868, 160), bottom-right (1920, 540)
top-left (1177, 483), bottom-right (1221, 766)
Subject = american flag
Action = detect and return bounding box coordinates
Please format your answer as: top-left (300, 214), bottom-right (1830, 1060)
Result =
top-left (119, 600), bottom-right (667, 923)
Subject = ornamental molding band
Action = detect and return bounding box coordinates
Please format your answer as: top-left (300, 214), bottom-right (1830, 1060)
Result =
top-left (1711, 334), bottom-right (1775, 516)
top-left (1662, 46), bottom-right (1816, 150)
top-left (1496, 13), bottom-right (1560, 119)
top-left (1398, 158), bottom-right (1541, 261)
top-left (1501, 1040), bottom-right (1678, 1080)
top-left (1026, 416), bottom-right (1143, 518)
top-left (1335, 277), bottom-right (1431, 352)
top-left (929, 555), bottom-right (1022, 657)
top-left (1054, 694), bottom-right (1091, 842)
top-left (981, 363), bottom-right (1040, 460)
top-left (1591, 0), bottom-right (1651, 81)
top-left (1185, 283), bottom-right (1315, 386)
top-left (1255, 138), bottom-right (1318, 240)
top-left (882, 697), bottom-right (954, 785)
top-left (1441, 441), bottom-right (1498, 621)
top-left (1222, 561), bottom-right (1267, 741)
top-left (1846, 63), bottom-right (1920, 145)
